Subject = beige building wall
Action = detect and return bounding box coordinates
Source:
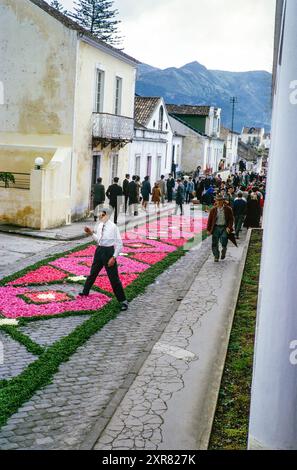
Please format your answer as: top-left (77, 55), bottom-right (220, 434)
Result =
top-left (0, 0), bottom-right (77, 227)
top-left (73, 40), bottom-right (136, 217)
top-left (0, 0), bottom-right (77, 140)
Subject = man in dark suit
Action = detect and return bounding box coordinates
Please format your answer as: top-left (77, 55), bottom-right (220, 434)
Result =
top-left (106, 177), bottom-right (123, 224)
top-left (128, 175), bottom-right (139, 216)
top-left (207, 195), bottom-right (234, 262)
top-left (122, 174), bottom-right (130, 213)
top-left (166, 174), bottom-right (175, 203)
top-left (92, 177), bottom-right (105, 222)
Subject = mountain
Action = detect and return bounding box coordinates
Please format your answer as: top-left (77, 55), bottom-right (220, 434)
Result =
top-left (136, 61), bottom-right (272, 132)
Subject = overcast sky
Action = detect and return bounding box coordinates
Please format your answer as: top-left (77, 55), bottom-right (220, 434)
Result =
top-left (60, 0), bottom-right (276, 72)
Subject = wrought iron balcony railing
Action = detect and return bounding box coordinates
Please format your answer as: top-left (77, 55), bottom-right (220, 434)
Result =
top-left (92, 113), bottom-right (134, 141)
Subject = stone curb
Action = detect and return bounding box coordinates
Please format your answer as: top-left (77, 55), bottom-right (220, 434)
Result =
top-left (0, 205), bottom-right (177, 241)
top-left (79, 239), bottom-right (211, 450)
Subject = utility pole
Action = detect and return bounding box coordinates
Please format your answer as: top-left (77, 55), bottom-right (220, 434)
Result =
top-left (230, 96), bottom-right (238, 170)
top-left (230, 96), bottom-right (238, 135)
top-left (248, 0), bottom-right (297, 450)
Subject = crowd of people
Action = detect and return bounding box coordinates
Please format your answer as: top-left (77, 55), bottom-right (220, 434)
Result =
top-left (83, 168), bottom-right (266, 308)
top-left (205, 170), bottom-right (266, 262)
top-left (91, 168), bottom-right (266, 231)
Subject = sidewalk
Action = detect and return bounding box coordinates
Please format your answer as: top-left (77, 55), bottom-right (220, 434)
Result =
top-left (0, 202), bottom-right (181, 241)
top-left (92, 230), bottom-right (251, 451)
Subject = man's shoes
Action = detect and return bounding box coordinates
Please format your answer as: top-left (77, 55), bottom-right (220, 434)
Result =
top-left (221, 248), bottom-right (227, 260)
top-left (120, 301), bottom-right (129, 311)
top-left (214, 257), bottom-right (219, 262)
top-left (79, 292), bottom-right (89, 297)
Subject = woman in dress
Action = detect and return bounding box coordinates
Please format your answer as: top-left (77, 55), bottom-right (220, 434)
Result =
top-left (152, 182), bottom-right (161, 211)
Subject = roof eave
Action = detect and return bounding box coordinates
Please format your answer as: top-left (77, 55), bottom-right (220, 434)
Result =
top-left (80, 35), bottom-right (139, 67)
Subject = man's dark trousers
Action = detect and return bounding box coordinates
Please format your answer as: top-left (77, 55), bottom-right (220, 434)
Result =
top-left (212, 225), bottom-right (228, 259)
top-left (124, 196), bottom-right (129, 213)
top-left (82, 246), bottom-right (126, 302)
top-left (235, 215), bottom-right (245, 237)
top-left (111, 204), bottom-right (118, 224)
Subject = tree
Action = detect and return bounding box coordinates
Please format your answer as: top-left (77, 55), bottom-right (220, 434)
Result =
top-left (50, 0), bottom-right (67, 13)
top-left (0, 172), bottom-right (15, 188)
top-left (69, 0), bottom-right (122, 46)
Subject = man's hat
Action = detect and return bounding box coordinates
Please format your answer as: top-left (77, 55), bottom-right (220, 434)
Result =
top-left (215, 195), bottom-right (224, 201)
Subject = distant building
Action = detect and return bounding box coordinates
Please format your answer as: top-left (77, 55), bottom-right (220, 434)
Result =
top-left (167, 104), bottom-right (224, 173)
top-left (0, 0), bottom-right (138, 229)
top-left (129, 97), bottom-right (174, 181)
top-left (220, 126), bottom-right (239, 170)
top-left (238, 140), bottom-right (262, 173)
top-left (240, 127), bottom-right (265, 148)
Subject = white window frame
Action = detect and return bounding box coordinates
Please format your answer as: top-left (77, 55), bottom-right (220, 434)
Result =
top-left (92, 153), bottom-right (102, 185)
top-left (146, 155), bottom-right (152, 177)
top-left (156, 155), bottom-right (162, 180)
top-left (115, 76), bottom-right (123, 115)
top-left (135, 154), bottom-right (141, 176)
top-left (110, 153), bottom-right (119, 182)
top-left (95, 69), bottom-right (105, 113)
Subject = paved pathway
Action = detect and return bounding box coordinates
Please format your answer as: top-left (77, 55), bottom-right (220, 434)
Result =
top-left (94, 232), bottom-right (249, 450)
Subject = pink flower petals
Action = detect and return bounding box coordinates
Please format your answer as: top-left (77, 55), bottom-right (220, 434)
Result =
top-left (0, 286), bottom-right (110, 319)
top-left (130, 252), bottom-right (167, 264)
top-left (94, 273), bottom-right (139, 293)
top-left (8, 266), bottom-right (68, 286)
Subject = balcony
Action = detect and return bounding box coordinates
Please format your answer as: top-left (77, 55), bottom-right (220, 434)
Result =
top-left (92, 113), bottom-right (134, 148)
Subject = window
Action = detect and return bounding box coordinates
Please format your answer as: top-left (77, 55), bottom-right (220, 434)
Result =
top-left (159, 106), bottom-right (164, 131)
top-left (146, 155), bottom-right (152, 177)
top-left (135, 155), bottom-right (141, 176)
top-left (95, 70), bottom-right (105, 113)
top-left (156, 155), bottom-right (162, 180)
top-left (111, 153), bottom-right (119, 181)
top-left (92, 154), bottom-right (101, 185)
top-left (153, 120), bottom-right (156, 128)
top-left (115, 77), bottom-right (123, 115)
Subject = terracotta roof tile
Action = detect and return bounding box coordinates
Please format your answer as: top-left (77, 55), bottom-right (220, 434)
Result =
top-left (166, 104), bottom-right (211, 116)
top-left (134, 97), bottom-right (160, 127)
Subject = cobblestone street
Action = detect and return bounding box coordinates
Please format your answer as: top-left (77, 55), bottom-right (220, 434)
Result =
top-left (0, 206), bottom-right (249, 450)
top-left (0, 209), bottom-right (217, 449)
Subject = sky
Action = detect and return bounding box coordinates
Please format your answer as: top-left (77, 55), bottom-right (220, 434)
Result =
top-left (60, 0), bottom-right (276, 73)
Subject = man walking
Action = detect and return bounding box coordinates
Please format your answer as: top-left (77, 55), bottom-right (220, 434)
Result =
top-left (166, 174), bottom-right (175, 203)
top-left (233, 191), bottom-right (247, 238)
top-left (106, 177), bottom-right (123, 224)
top-left (158, 175), bottom-right (166, 206)
top-left (185, 177), bottom-right (195, 204)
top-left (92, 177), bottom-right (105, 222)
top-left (128, 175), bottom-right (139, 216)
top-left (174, 179), bottom-right (185, 215)
top-left (122, 174), bottom-right (130, 213)
top-left (207, 195), bottom-right (234, 262)
top-left (79, 207), bottom-right (128, 311)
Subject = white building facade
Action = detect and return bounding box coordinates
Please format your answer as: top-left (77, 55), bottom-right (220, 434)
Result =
top-left (129, 97), bottom-right (173, 182)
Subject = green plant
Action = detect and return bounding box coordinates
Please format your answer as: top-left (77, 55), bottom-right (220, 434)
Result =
top-left (0, 172), bottom-right (15, 188)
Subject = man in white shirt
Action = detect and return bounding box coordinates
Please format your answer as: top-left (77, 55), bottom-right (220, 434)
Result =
top-left (79, 207), bottom-right (128, 311)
